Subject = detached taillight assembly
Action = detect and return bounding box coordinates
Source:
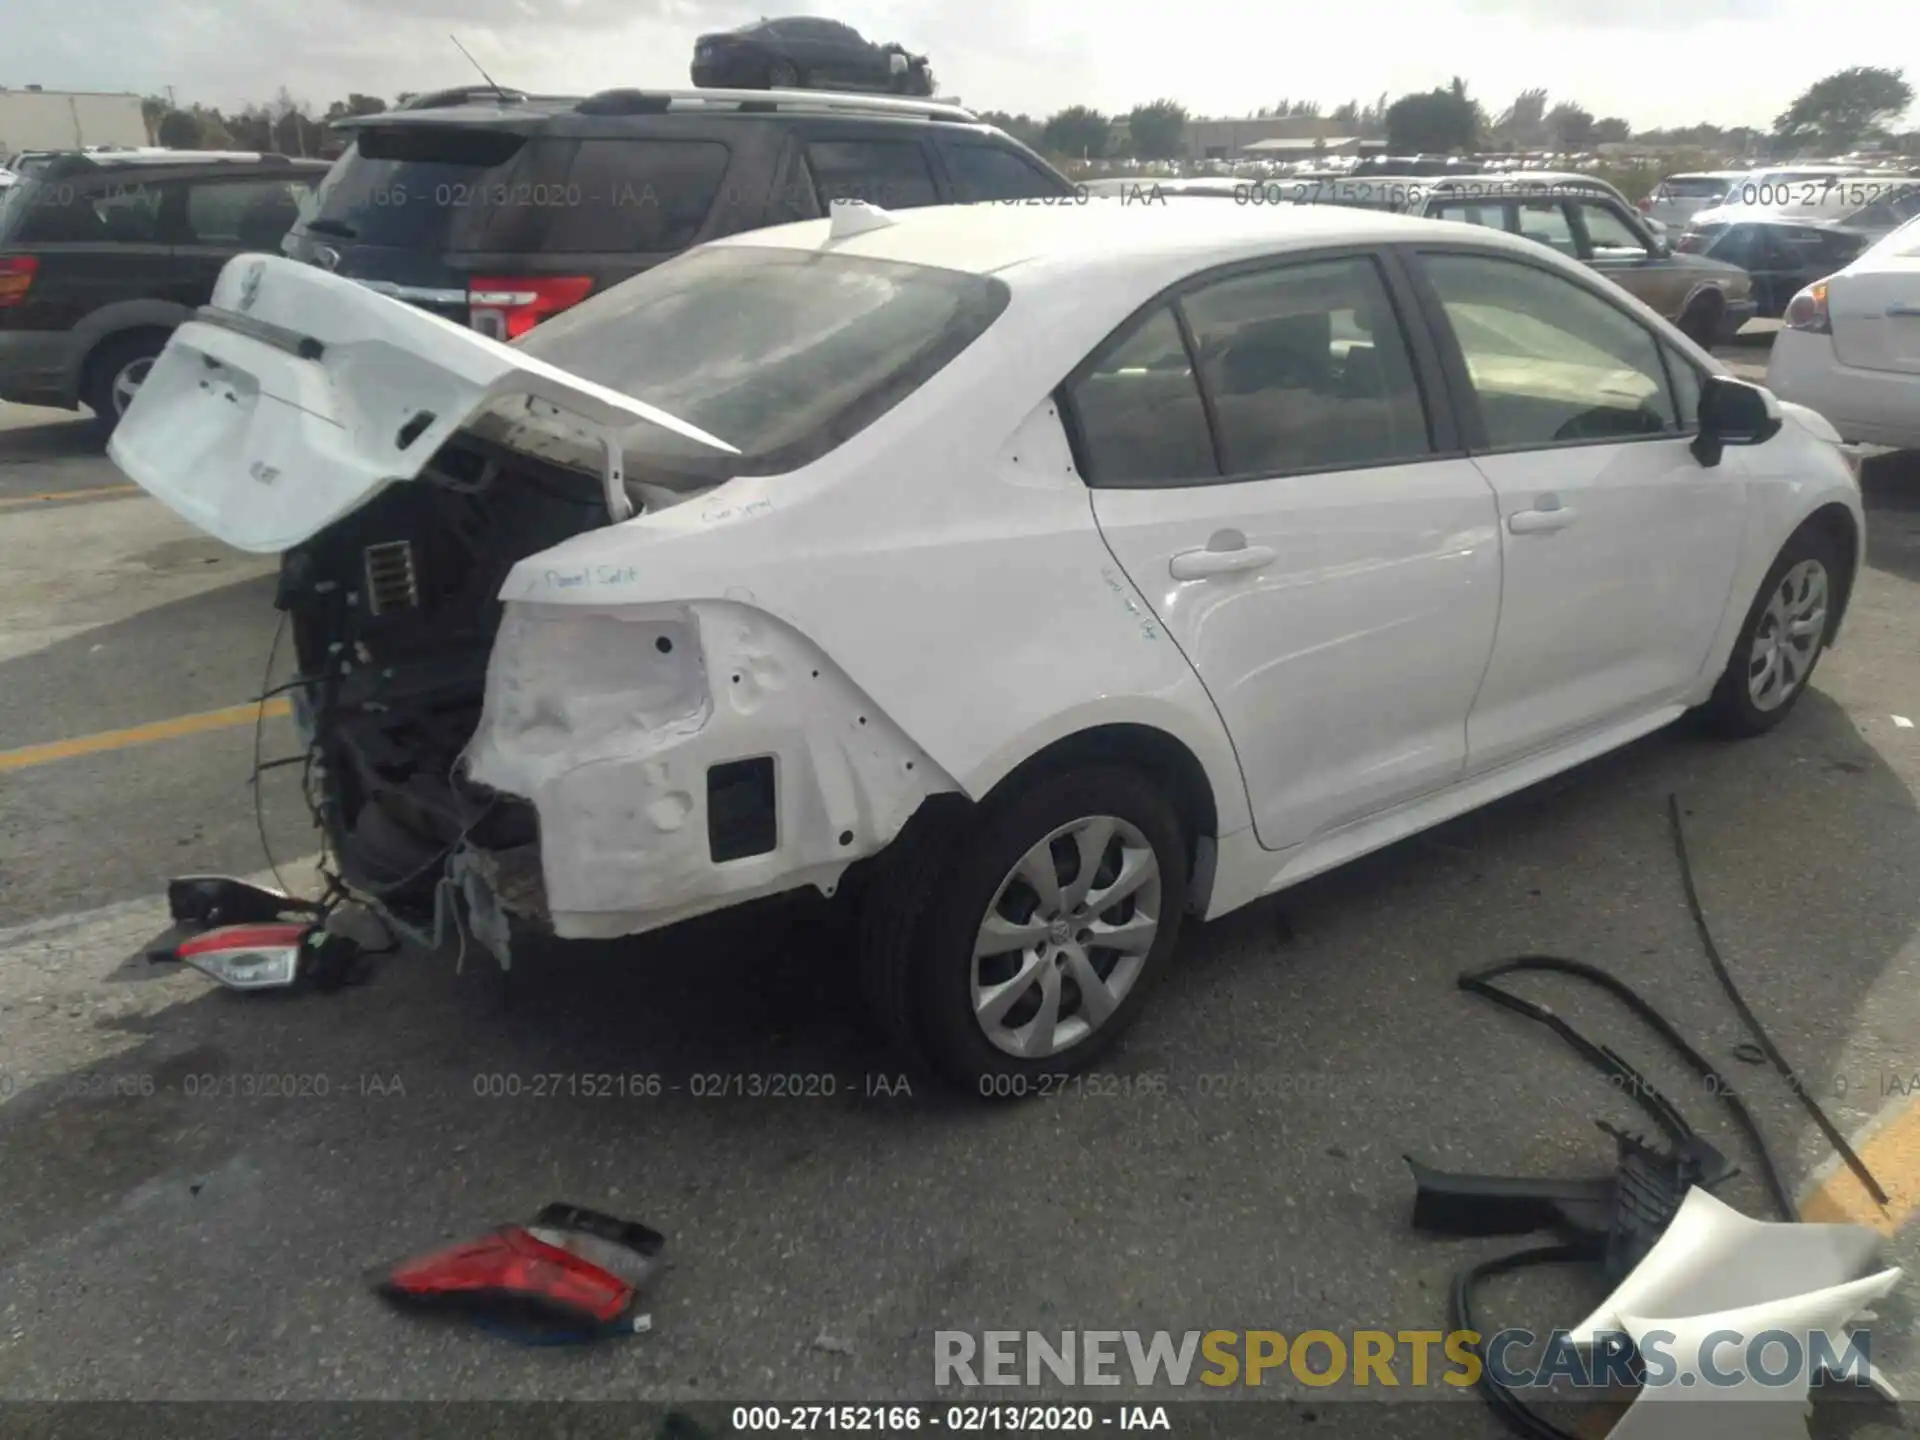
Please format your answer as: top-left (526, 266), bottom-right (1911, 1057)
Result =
top-left (1784, 280), bottom-right (1832, 334)
top-left (468, 274), bottom-right (594, 340)
top-left (0, 255), bottom-right (38, 307)
top-left (374, 1203), bottom-right (664, 1342)
top-left (174, 922), bottom-right (312, 990)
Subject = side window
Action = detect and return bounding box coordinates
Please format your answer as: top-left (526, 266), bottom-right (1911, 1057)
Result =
top-left (942, 144), bottom-right (1067, 203)
top-left (545, 139), bottom-right (730, 252)
top-left (184, 178), bottom-right (307, 248)
top-left (1708, 224), bottom-right (1758, 267)
top-left (805, 140), bottom-right (938, 210)
top-left (1179, 257), bottom-right (1432, 475)
top-left (1066, 306), bottom-right (1218, 486)
top-left (1578, 201), bottom-right (1651, 260)
top-left (1513, 199), bottom-right (1577, 257)
top-left (1422, 252), bottom-right (1679, 448)
top-left (1430, 202), bottom-right (1507, 231)
top-left (27, 180), bottom-right (169, 244)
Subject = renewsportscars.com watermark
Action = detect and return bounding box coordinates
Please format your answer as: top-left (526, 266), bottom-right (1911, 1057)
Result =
top-left (934, 1329), bottom-right (1874, 1391)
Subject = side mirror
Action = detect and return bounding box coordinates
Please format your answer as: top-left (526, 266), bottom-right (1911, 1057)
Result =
top-left (1692, 373), bottom-right (1782, 467)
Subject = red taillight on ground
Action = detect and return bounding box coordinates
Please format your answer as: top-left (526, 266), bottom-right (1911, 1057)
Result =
top-left (0, 255), bottom-right (38, 307)
top-left (1783, 280), bottom-right (1832, 334)
top-left (467, 275), bottom-right (595, 340)
top-left (382, 1227), bottom-right (635, 1322)
top-left (175, 921), bottom-right (310, 989)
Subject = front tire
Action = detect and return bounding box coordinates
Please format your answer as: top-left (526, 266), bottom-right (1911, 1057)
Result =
top-left (1699, 525), bottom-right (1841, 737)
top-left (858, 767), bottom-right (1188, 1091)
top-left (1678, 291), bottom-right (1724, 348)
top-left (767, 58), bottom-right (801, 88)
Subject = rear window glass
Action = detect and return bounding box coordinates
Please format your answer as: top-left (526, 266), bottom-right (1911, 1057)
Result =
top-left (499, 245), bottom-right (1010, 482)
top-left (540, 138), bottom-right (730, 253)
top-left (303, 127), bottom-right (529, 249)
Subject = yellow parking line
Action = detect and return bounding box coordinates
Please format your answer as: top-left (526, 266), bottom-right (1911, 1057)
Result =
top-left (0, 697), bottom-right (292, 773)
top-left (0, 483), bottom-right (146, 511)
top-left (1798, 1094), bottom-right (1920, 1234)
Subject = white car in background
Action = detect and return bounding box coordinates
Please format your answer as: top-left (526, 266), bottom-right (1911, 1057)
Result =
top-left (1641, 171), bottom-right (1748, 231)
top-left (1768, 213), bottom-right (1920, 450)
top-left (109, 202), bottom-right (1863, 1086)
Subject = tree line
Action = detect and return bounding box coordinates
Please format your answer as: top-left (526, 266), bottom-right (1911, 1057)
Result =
top-left (139, 66), bottom-right (1914, 166)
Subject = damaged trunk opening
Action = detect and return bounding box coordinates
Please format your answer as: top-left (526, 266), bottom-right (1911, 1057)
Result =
top-left (282, 430), bottom-right (616, 929)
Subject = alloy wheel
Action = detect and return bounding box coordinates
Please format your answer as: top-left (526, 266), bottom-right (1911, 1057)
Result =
top-left (970, 814), bottom-right (1161, 1059)
top-left (1747, 559), bottom-right (1828, 711)
top-left (111, 356), bottom-right (153, 416)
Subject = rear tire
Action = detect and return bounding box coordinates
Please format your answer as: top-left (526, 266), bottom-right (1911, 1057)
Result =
top-left (82, 330), bottom-right (168, 434)
top-left (857, 767), bottom-right (1188, 1093)
top-left (1698, 525), bottom-right (1842, 737)
top-left (1678, 291), bottom-right (1724, 348)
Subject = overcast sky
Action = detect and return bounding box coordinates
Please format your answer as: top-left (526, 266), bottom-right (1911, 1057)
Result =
top-left (5, 0), bottom-right (1917, 132)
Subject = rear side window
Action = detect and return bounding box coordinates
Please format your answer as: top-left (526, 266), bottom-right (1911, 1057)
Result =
top-left (805, 139), bottom-right (938, 209)
top-left (9, 177), bottom-right (168, 244)
top-left (942, 144), bottom-right (1067, 203)
top-left (304, 127), bottom-right (530, 249)
top-left (505, 245), bottom-right (1009, 480)
top-left (1181, 257), bottom-right (1432, 477)
top-left (1066, 307), bottom-right (1218, 485)
top-left (1513, 200), bottom-right (1576, 257)
top-left (540, 139), bottom-right (730, 252)
top-left (183, 178), bottom-right (312, 248)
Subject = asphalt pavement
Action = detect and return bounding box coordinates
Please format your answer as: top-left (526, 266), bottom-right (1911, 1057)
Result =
top-left (1, 360), bottom-right (1916, 1435)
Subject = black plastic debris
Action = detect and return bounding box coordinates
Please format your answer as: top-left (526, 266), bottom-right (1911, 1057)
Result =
top-left (372, 1203), bottom-right (664, 1344)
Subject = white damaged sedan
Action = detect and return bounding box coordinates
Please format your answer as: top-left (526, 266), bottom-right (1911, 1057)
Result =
top-left (110, 199), bottom-right (1864, 1086)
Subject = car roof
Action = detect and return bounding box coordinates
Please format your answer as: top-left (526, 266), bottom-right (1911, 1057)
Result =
top-left (711, 198), bottom-right (1524, 277)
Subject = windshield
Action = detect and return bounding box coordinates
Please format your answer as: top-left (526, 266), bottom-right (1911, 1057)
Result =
top-left (495, 245), bottom-right (1011, 485)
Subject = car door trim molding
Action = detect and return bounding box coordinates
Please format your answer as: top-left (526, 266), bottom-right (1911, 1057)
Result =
top-left (1055, 242), bottom-right (1466, 490)
top-left (1398, 242), bottom-right (1701, 459)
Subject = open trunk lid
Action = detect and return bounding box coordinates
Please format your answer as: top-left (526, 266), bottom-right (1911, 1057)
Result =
top-left (1827, 251), bottom-right (1920, 375)
top-left (107, 253), bottom-right (736, 554)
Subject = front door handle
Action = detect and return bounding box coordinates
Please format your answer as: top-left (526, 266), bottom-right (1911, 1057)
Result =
top-left (1169, 532), bottom-right (1276, 580)
top-left (1508, 494), bottom-right (1577, 535)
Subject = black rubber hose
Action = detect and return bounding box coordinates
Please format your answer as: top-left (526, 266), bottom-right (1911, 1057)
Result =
top-left (1665, 793), bottom-right (1888, 1208)
top-left (1460, 954), bottom-right (1797, 1221)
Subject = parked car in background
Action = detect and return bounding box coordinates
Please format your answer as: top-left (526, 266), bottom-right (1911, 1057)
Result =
top-left (0, 149), bottom-right (326, 427)
top-left (286, 87), bottom-right (1072, 339)
top-left (1415, 185), bottom-right (1752, 344)
top-left (1641, 171), bottom-right (1748, 232)
top-left (110, 203), bottom-right (1861, 1084)
top-left (1685, 179), bottom-right (1920, 236)
top-left (692, 17), bottom-right (934, 96)
top-left (1676, 218), bottom-right (1873, 317)
top-left (1769, 213), bottom-right (1920, 450)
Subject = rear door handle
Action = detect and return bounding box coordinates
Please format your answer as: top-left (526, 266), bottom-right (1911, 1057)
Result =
top-left (1169, 537), bottom-right (1276, 580)
top-left (1508, 506), bottom-right (1577, 535)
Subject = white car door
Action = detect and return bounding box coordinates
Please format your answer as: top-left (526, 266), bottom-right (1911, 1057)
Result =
top-left (1406, 249), bottom-right (1745, 774)
top-left (1072, 252), bottom-right (1504, 853)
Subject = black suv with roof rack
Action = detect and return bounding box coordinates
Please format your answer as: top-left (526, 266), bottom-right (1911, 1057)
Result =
top-left (0, 149), bottom-right (328, 427)
top-left (283, 86), bottom-right (1076, 338)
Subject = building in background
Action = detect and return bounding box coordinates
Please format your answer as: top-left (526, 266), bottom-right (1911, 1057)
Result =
top-left (0, 87), bottom-right (148, 156)
top-left (1183, 115), bottom-right (1353, 161)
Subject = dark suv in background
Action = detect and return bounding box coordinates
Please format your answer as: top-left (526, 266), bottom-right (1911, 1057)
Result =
top-left (282, 86), bottom-right (1074, 339)
top-left (0, 150), bottom-right (327, 426)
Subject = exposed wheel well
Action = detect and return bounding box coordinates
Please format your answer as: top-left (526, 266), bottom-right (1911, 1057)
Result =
top-left (1801, 502), bottom-right (1860, 644)
top-left (981, 724), bottom-right (1220, 869)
